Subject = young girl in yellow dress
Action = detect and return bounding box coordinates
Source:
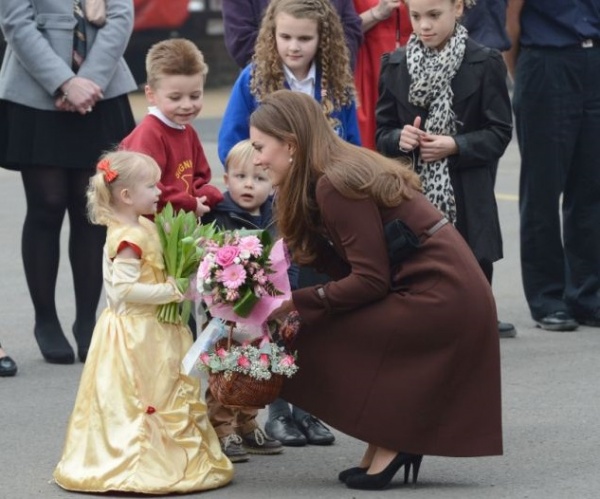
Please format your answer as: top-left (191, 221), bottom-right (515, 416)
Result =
top-left (53, 151), bottom-right (233, 494)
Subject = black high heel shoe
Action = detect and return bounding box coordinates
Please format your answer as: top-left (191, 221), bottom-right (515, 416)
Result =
top-left (338, 466), bottom-right (367, 483)
top-left (73, 321), bottom-right (95, 363)
top-left (345, 453), bottom-right (423, 490)
top-left (34, 323), bottom-right (74, 364)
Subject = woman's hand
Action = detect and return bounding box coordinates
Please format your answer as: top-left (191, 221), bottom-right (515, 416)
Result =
top-left (268, 299), bottom-right (296, 322)
top-left (60, 77), bottom-right (104, 115)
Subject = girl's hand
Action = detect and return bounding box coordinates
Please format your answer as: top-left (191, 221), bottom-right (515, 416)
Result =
top-left (419, 134), bottom-right (458, 162)
top-left (268, 299), bottom-right (296, 322)
top-left (399, 116), bottom-right (425, 152)
top-left (60, 76), bottom-right (103, 115)
top-left (167, 276), bottom-right (185, 303)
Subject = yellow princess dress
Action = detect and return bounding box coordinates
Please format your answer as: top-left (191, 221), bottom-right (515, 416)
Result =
top-left (54, 217), bottom-right (233, 494)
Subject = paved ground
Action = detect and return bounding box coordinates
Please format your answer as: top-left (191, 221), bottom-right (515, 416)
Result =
top-left (1, 88), bottom-right (600, 499)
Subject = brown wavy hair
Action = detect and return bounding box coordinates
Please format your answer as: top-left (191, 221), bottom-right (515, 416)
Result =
top-left (250, 90), bottom-right (421, 265)
top-left (251, 0), bottom-right (355, 129)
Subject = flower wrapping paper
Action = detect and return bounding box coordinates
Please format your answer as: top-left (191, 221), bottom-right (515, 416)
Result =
top-left (202, 238), bottom-right (292, 326)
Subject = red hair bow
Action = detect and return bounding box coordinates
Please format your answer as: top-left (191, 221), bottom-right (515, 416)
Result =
top-left (97, 158), bottom-right (118, 183)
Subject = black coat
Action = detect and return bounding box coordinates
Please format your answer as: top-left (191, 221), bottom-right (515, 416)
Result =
top-left (375, 39), bottom-right (513, 263)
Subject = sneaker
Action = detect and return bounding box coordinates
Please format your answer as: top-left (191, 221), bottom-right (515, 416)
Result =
top-left (240, 427), bottom-right (283, 455)
top-left (219, 433), bottom-right (249, 463)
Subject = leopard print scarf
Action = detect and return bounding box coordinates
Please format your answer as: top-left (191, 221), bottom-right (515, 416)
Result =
top-left (406, 23), bottom-right (468, 224)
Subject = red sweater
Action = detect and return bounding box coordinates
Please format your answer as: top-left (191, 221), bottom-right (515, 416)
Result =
top-left (120, 115), bottom-right (223, 213)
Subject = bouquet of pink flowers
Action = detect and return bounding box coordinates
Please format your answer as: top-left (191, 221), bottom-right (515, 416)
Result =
top-left (196, 229), bottom-right (291, 323)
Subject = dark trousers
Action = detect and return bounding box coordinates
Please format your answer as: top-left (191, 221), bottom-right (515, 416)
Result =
top-left (513, 45), bottom-right (600, 320)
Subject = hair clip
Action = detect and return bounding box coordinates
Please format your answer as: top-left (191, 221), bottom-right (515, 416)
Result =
top-left (97, 158), bottom-right (118, 183)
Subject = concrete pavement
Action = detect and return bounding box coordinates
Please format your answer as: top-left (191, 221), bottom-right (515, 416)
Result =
top-left (1, 89), bottom-right (600, 499)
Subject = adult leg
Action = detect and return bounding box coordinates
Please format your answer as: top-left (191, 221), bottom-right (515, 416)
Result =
top-left (66, 169), bottom-right (105, 361)
top-left (513, 48), bottom-right (580, 324)
top-left (21, 166), bottom-right (74, 363)
top-left (478, 259), bottom-right (516, 338)
top-left (563, 47), bottom-right (600, 326)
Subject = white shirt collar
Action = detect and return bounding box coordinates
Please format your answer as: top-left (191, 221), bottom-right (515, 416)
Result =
top-left (148, 106), bottom-right (185, 130)
top-left (283, 62), bottom-right (316, 96)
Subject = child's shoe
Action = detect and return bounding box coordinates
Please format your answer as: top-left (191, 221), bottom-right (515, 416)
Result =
top-left (219, 433), bottom-right (249, 463)
top-left (240, 427), bottom-right (283, 455)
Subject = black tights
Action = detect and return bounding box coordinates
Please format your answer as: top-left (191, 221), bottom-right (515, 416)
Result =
top-left (21, 166), bottom-right (104, 347)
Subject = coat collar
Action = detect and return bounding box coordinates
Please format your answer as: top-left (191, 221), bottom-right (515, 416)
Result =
top-left (385, 38), bottom-right (490, 108)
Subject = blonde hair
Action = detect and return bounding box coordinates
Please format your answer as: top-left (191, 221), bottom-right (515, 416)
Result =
top-left (145, 38), bottom-right (209, 88)
top-left (251, 0), bottom-right (355, 128)
top-left (87, 151), bottom-right (161, 226)
top-left (225, 140), bottom-right (256, 172)
top-left (250, 90), bottom-right (421, 264)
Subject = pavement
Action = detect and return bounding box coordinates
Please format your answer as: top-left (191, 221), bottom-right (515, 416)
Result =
top-left (1, 88), bottom-right (600, 499)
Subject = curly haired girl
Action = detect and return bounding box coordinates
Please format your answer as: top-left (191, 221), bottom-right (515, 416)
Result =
top-left (217, 0), bottom-right (361, 166)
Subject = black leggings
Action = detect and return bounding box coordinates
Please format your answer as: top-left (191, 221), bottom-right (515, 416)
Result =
top-left (21, 166), bottom-right (104, 335)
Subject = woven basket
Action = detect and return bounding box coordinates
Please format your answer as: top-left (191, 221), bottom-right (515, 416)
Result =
top-left (207, 322), bottom-right (284, 408)
top-left (208, 371), bottom-right (284, 409)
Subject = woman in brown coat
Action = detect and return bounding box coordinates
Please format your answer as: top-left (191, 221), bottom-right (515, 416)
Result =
top-left (249, 90), bottom-right (502, 491)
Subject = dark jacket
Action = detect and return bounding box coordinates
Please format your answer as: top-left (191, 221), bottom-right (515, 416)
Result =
top-left (375, 39), bottom-right (513, 262)
top-left (203, 192), bottom-right (299, 288)
top-left (462, 0), bottom-right (510, 51)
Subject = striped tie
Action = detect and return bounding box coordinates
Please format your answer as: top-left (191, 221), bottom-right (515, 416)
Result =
top-left (72, 0), bottom-right (87, 70)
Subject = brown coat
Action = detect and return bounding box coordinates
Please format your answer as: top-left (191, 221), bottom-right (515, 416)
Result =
top-left (283, 177), bottom-right (502, 457)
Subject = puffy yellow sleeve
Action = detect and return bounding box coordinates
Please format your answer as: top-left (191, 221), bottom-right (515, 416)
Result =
top-left (111, 257), bottom-right (183, 305)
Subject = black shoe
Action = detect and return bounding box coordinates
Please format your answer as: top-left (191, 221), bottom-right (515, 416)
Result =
top-left (572, 312), bottom-right (600, 328)
top-left (73, 321), bottom-right (95, 363)
top-left (295, 415), bottom-right (335, 445)
top-left (498, 320), bottom-right (517, 338)
top-left (535, 311), bottom-right (578, 332)
top-left (34, 323), bottom-right (75, 364)
top-left (264, 416), bottom-right (307, 446)
top-left (0, 355), bottom-right (17, 377)
top-left (346, 453), bottom-right (423, 490)
top-left (338, 466), bottom-right (367, 483)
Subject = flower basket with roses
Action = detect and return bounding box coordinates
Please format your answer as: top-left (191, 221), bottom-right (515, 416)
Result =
top-left (196, 321), bottom-right (299, 408)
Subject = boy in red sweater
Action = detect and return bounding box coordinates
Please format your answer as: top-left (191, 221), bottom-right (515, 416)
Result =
top-left (121, 38), bottom-right (222, 216)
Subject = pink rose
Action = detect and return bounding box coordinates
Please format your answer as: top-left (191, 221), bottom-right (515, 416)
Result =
top-left (216, 348), bottom-right (228, 359)
top-left (279, 355), bottom-right (296, 368)
top-left (237, 355), bottom-right (251, 369)
top-left (215, 245), bottom-right (240, 267)
top-left (199, 352), bottom-right (210, 365)
top-left (259, 354), bottom-right (270, 368)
